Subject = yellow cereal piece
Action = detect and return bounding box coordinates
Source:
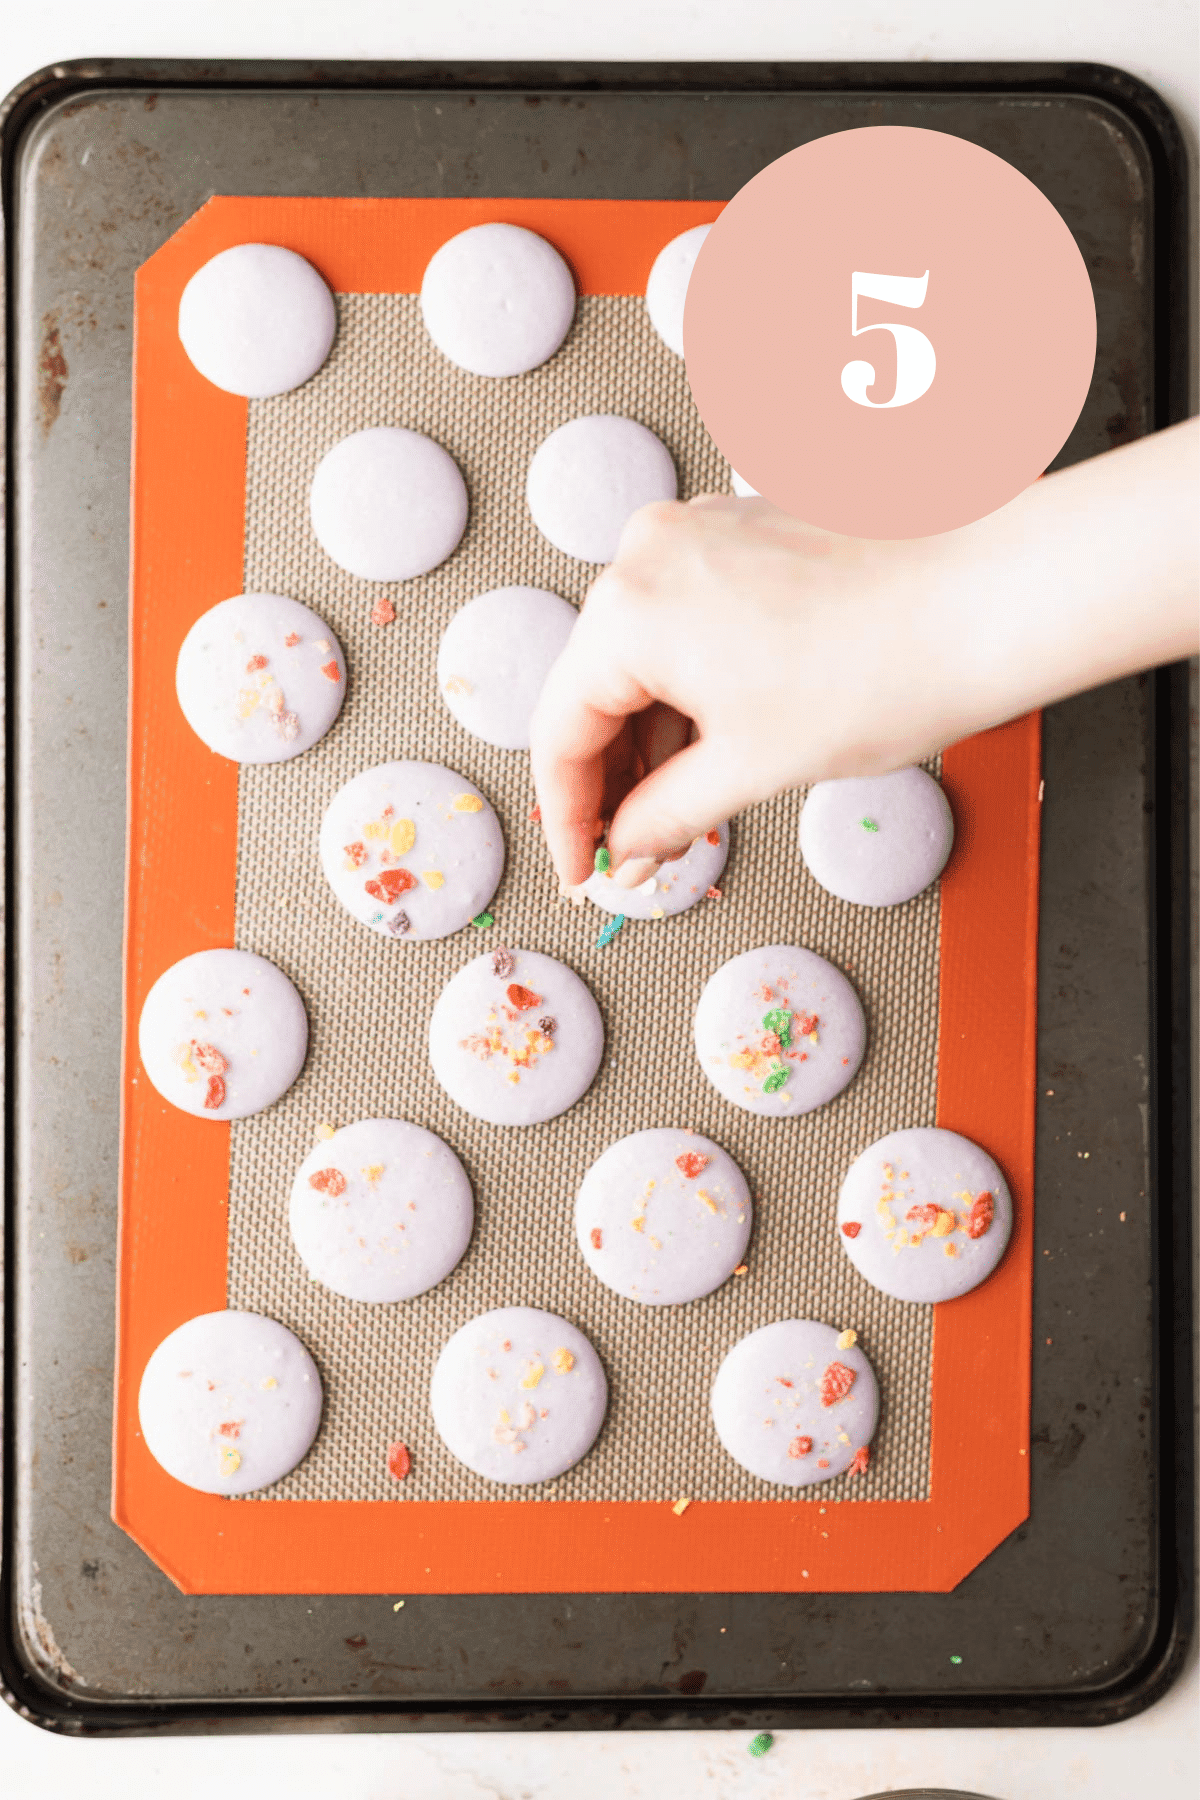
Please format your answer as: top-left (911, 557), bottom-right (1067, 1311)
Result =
top-left (362, 1163), bottom-right (385, 1186)
top-left (893, 1227), bottom-right (909, 1249)
top-left (520, 1360), bottom-right (545, 1391)
top-left (260, 1376), bottom-right (277, 1390)
top-left (729, 1050), bottom-right (756, 1070)
top-left (672, 1497), bottom-right (692, 1517)
top-left (697, 1190), bottom-right (718, 1214)
top-left (317, 1122), bottom-right (335, 1140)
top-left (507, 1071), bottom-right (520, 1084)
top-left (443, 674), bottom-right (473, 696)
top-left (876, 1198), bottom-right (894, 1217)
top-left (219, 1447), bottom-right (242, 1477)
top-left (391, 818), bottom-right (416, 856)
top-left (363, 819), bottom-right (387, 840)
top-left (236, 688), bottom-right (259, 719)
top-left (453, 793), bottom-right (484, 813)
top-left (909, 1233), bottom-right (925, 1248)
top-left (178, 1049), bottom-right (199, 1083)
top-left (836, 1328), bottom-right (858, 1350)
top-left (422, 870), bottom-right (445, 889)
top-left (498, 1408), bottom-right (510, 1426)
top-left (932, 1209), bottom-right (957, 1237)
top-left (631, 1214), bottom-right (646, 1233)
top-left (944, 1242), bottom-right (959, 1258)
top-left (651, 906), bottom-right (665, 919)
top-left (552, 1348), bottom-right (575, 1375)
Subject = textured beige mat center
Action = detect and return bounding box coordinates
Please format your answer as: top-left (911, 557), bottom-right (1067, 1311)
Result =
top-left (227, 292), bottom-right (937, 1504)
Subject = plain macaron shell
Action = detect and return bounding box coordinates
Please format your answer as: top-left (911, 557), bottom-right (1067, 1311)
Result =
top-left (309, 425), bottom-right (468, 582)
top-left (177, 243), bottom-right (336, 398)
top-left (420, 221), bottom-right (576, 377)
top-left (526, 414), bottom-right (677, 563)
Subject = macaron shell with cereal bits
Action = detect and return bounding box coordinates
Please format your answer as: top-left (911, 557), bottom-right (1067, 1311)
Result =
top-left (693, 944), bottom-right (865, 1118)
top-left (289, 1118), bottom-right (474, 1303)
top-left (318, 760), bottom-right (504, 942)
top-left (430, 1306), bottom-right (608, 1485)
top-left (799, 766), bottom-right (954, 907)
top-left (582, 824), bottom-right (729, 920)
top-left (837, 1126), bottom-right (1013, 1303)
top-left (175, 593), bottom-right (347, 764)
top-left (138, 1310), bottom-right (323, 1495)
top-left (428, 946), bottom-right (604, 1126)
top-left (710, 1319), bottom-right (878, 1488)
top-left (575, 1127), bottom-right (752, 1305)
top-left (137, 948), bottom-right (308, 1121)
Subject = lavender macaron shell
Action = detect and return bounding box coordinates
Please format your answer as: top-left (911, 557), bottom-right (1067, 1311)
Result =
top-left (138, 1310), bottom-right (323, 1495)
top-left (711, 1319), bottom-right (878, 1488)
top-left (693, 945), bottom-right (866, 1118)
top-left (175, 593), bottom-right (347, 765)
top-left (289, 1119), bottom-right (474, 1303)
top-left (575, 1128), bottom-right (752, 1305)
top-left (137, 948), bottom-right (308, 1121)
top-left (837, 1126), bottom-right (1013, 1303)
top-left (583, 825), bottom-right (729, 920)
top-left (318, 760), bottom-right (504, 942)
top-left (429, 947), bottom-right (604, 1126)
top-left (799, 766), bottom-right (954, 907)
top-left (430, 1306), bottom-right (608, 1485)
top-left (437, 585), bottom-right (577, 750)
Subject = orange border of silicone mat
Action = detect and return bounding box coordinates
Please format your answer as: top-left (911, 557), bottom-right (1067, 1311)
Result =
top-left (116, 196), bottom-right (1040, 1595)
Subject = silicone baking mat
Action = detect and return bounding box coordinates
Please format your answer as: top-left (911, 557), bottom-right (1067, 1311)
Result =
top-left (115, 194), bottom-right (1040, 1594)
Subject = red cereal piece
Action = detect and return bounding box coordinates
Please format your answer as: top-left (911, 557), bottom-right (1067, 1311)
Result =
top-left (788, 1435), bottom-right (813, 1459)
top-left (344, 841), bottom-right (368, 868)
top-left (817, 1458), bottom-right (830, 1469)
top-left (387, 1440), bottom-right (412, 1480)
top-left (705, 829), bottom-right (720, 845)
top-left (322, 660), bottom-right (341, 682)
top-left (705, 886), bottom-right (723, 899)
top-left (590, 1227), bottom-right (603, 1250)
top-left (841, 1221), bottom-right (862, 1239)
top-left (675, 1151), bottom-right (710, 1180)
top-left (190, 1041), bottom-right (228, 1075)
top-left (217, 1420), bottom-right (242, 1440)
top-left (965, 1191), bottom-right (995, 1239)
top-left (284, 631), bottom-right (301, 647)
top-left (365, 867), bottom-right (418, 902)
top-left (819, 1361), bottom-right (856, 1408)
top-left (906, 1203), bottom-right (941, 1230)
top-left (795, 1012), bottom-right (819, 1036)
top-left (371, 596), bottom-right (396, 626)
top-left (760, 1031), bottom-right (782, 1055)
top-left (309, 1167), bottom-right (348, 1197)
top-left (847, 1445), bottom-right (870, 1477)
top-left (245, 653), bottom-right (268, 673)
top-left (203, 1074), bottom-right (225, 1110)
top-left (506, 983), bottom-right (542, 1012)
top-left (776, 1377), bottom-right (793, 1388)
top-left (528, 802), bottom-right (542, 823)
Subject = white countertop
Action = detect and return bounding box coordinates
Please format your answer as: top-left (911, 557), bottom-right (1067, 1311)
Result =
top-left (2, 3), bottom-right (1195, 1793)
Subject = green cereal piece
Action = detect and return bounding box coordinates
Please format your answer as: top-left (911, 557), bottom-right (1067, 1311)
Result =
top-left (594, 845), bottom-right (611, 873)
top-left (471, 912), bottom-right (494, 929)
top-left (596, 913), bottom-right (625, 948)
top-left (747, 1732), bottom-right (774, 1758)
top-left (860, 817), bottom-right (880, 832)
top-left (762, 1065), bottom-right (790, 1095)
top-left (762, 1006), bottom-right (792, 1047)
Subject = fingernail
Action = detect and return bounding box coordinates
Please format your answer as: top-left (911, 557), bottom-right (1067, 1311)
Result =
top-left (612, 855), bottom-right (660, 891)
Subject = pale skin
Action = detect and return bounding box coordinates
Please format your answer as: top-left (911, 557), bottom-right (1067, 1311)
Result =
top-left (530, 416), bottom-right (1199, 891)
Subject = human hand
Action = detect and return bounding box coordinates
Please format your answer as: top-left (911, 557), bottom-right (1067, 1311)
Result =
top-left (529, 419), bottom-right (1199, 893)
top-left (529, 494), bottom-right (952, 891)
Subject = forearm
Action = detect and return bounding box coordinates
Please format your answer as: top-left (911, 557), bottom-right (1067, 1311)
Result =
top-left (905, 418), bottom-right (1198, 754)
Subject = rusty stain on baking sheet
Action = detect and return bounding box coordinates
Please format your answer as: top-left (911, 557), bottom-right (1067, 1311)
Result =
top-left (38, 310), bottom-right (69, 436)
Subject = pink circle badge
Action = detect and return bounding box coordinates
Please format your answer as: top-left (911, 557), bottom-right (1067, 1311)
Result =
top-left (684, 127), bottom-right (1096, 539)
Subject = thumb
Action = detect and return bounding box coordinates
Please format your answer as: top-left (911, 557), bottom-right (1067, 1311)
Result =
top-left (606, 737), bottom-right (755, 869)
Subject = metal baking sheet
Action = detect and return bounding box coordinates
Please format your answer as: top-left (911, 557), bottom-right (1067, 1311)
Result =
top-left (2, 59), bottom-right (1192, 1733)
